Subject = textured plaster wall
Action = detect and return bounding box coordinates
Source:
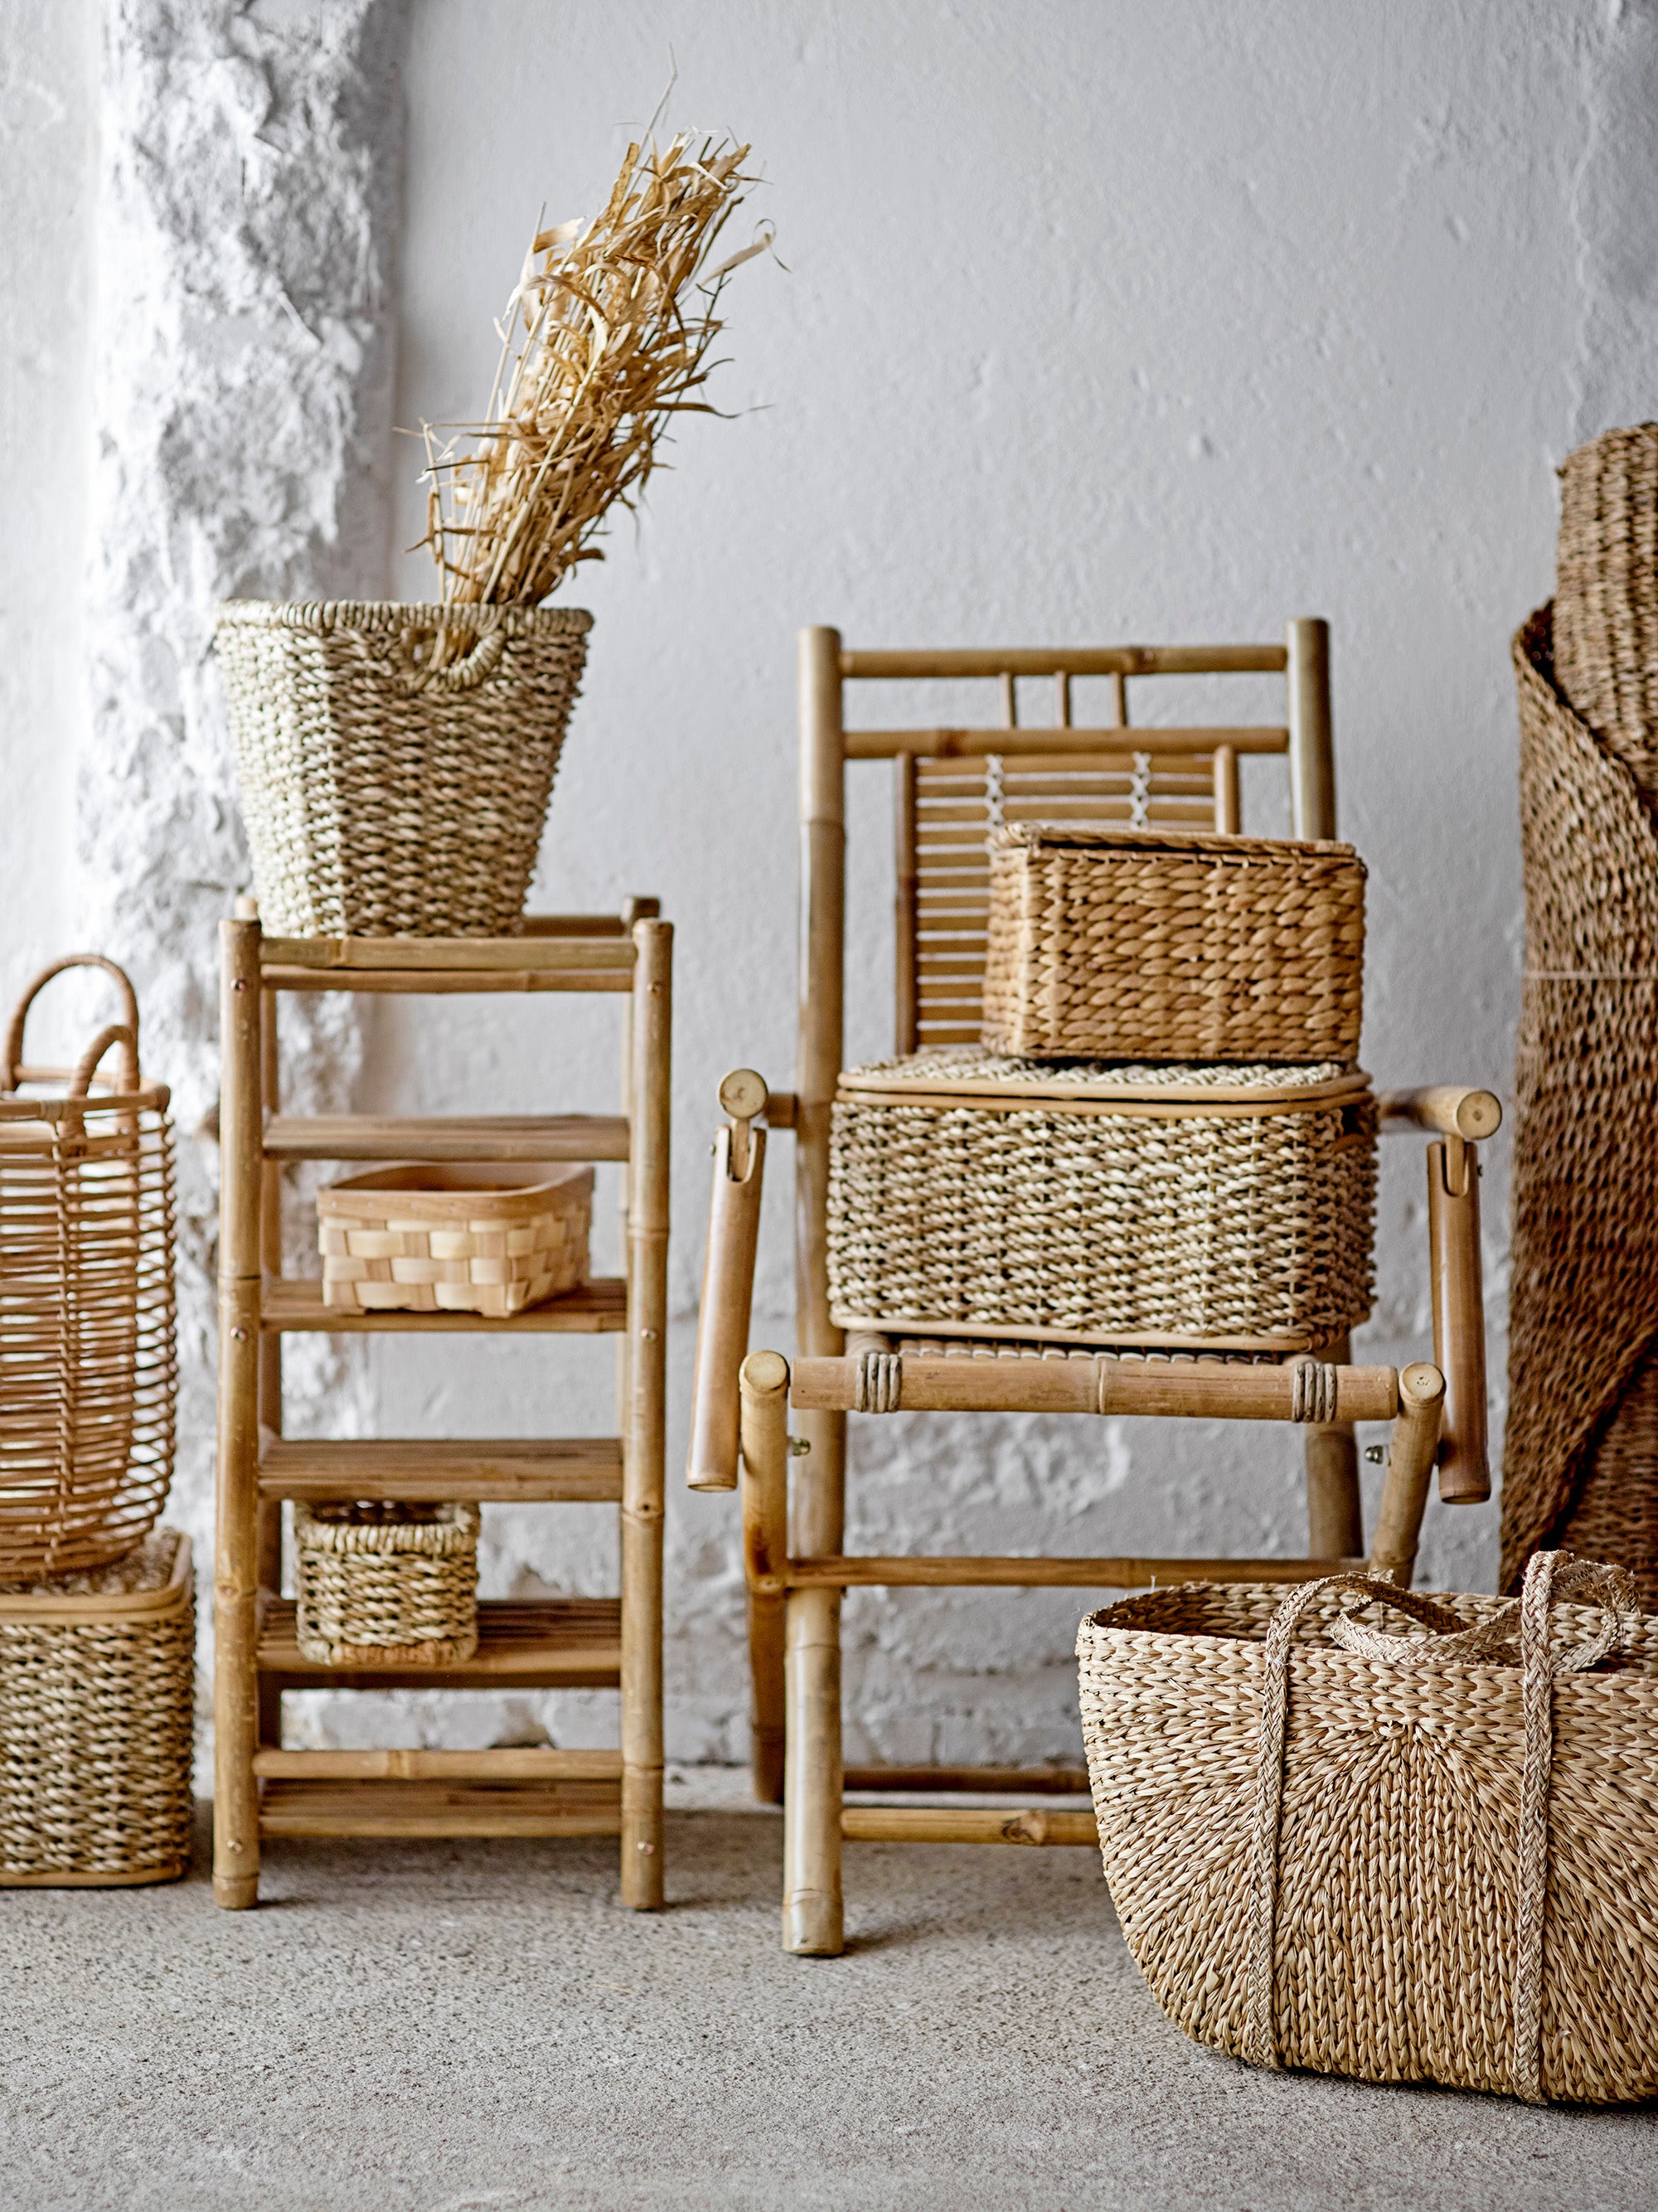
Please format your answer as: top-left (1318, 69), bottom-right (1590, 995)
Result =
top-left (2, 2), bottom-right (1654, 1771)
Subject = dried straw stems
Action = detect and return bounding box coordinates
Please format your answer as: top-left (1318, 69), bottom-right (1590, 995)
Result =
top-left (420, 132), bottom-right (766, 616)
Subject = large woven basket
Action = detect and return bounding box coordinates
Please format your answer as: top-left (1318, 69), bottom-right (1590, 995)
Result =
top-left (0, 1529), bottom-right (194, 1886)
top-left (214, 600), bottom-right (592, 937)
top-left (828, 1051), bottom-right (1376, 1350)
top-left (0, 956), bottom-right (177, 1581)
top-left (293, 1501), bottom-right (480, 1666)
top-left (1553, 425), bottom-right (1658, 793)
top-left (982, 826), bottom-right (1366, 1065)
top-left (318, 1162), bottom-right (592, 1317)
top-left (1078, 1554), bottom-right (1658, 2103)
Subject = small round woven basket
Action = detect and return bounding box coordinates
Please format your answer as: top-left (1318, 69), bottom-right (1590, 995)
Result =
top-left (293, 1501), bottom-right (480, 1666)
top-left (214, 600), bottom-right (592, 938)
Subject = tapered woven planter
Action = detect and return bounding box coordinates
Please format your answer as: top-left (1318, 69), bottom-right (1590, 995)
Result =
top-left (1078, 1553), bottom-right (1658, 2104)
top-left (215, 600), bottom-right (592, 938)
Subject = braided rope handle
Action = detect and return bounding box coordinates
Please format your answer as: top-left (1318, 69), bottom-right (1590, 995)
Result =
top-left (384, 619), bottom-right (511, 693)
top-left (1, 954), bottom-right (142, 1098)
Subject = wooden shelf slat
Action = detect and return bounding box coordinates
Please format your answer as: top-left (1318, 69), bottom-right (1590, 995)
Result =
top-left (253, 1747), bottom-right (623, 1781)
top-left (263, 1113), bottom-right (630, 1164)
top-left (258, 1434), bottom-right (624, 1504)
top-left (258, 1596), bottom-right (622, 1689)
top-left (260, 1277), bottom-right (628, 1335)
top-left (259, 1775), bottom-right (622, 1839)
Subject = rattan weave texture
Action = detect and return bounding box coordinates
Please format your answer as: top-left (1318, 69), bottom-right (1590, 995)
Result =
top-left (0, 958), bottom-right (177, 1581)
top-left (982, 826), bottom-right (1365, 1064)
top-left (293, 1501), bottom-right (480, 1666)
top-left (215, 600), bottom-right (591, 937)
top-left (1554, 425), bottom-right (1658, 791)
top-left (828, 1052), bottom-right (1376, 1350)
top-left (0, 1529), bottom-right (194, 1885)
top-left (1078, 1556), bottom-right (1658, 2103)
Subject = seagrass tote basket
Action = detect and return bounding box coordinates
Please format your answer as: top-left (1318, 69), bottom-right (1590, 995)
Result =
top-left (0, 956), bottom-right (177, 1581)
top-left (318, 1162), bottom-right (592, 1317)
top-left (982, 826), bottom-right (1366, 1065)
top-left (214, 600), bottom-right (592, 937)
top-left (294, 1501), bottom-right (480, 1666)
top-left (1077, 1553), bottom-right (1658, 2104)
top-left (0, 1529), bottom-right (194, 1886)
top-left (828, 1052), bottom-right (1376, 1350)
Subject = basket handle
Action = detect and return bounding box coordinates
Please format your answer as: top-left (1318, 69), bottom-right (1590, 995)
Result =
top-left (1, 954), bottom-right (142, 1095)
top-left (385, 619), bottom-right (511, 693)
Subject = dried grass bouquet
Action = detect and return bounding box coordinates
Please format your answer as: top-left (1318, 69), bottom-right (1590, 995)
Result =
top-left (419, 129), bottom-right (768, 613)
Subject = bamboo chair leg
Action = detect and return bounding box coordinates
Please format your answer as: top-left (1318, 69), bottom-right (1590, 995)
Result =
top-left (1304, 1333), bottom-right (1363, 1558)
top-left (1368, 1361), bottom-right (1446, 1589)
top-left (784, 1585), bottom-right (845, 1957)
top-left (739, 1352), bottom-right (790, 1804)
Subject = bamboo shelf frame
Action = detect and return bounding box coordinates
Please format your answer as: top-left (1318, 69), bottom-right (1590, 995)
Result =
top-left (213, 901), bottom-right (670, 1909)
top-left (684, 622), bottom-right (1504, 1955)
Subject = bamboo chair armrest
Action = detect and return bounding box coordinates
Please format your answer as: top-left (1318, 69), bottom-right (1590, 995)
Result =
top-left (1423, 1133), bottom-right (1492, 1504)
top-left (1376, 1086), bottom-right (1501, 1140)
top-left (686, 1074), bottom-right (771, 1492)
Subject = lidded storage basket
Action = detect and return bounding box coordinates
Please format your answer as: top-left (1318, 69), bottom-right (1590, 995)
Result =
top-left (982, 826), bottom-right (1366, 1065)
top-left (828, 1052), bottom-right (1376, 1350)
top-left (214, 600), bottom-right (592, 938)
top-left (318, 1162), bottom-right (593, 1317)
top-left (0, 1529), bottom-right (194, 1886)
top-left (1076, 1553), bottom-right (1658, 2105)
top-left (0, 957), bottom-right (177, 1581)
top-left (294, 1501), bottom-right (480, 1666)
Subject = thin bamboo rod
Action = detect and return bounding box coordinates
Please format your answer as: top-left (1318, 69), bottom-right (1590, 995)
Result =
top-left (740, 1351), bottom-right (790, 1805)
top-left (687, 1081), bottom-right (768, 1492)
top-left (841, 1807), bottom-right (1098, 1846)
top-left (844, 1765), bottom-right (1089, 1795)
top-left (620, 917), bottom-right (671, 1909)
top-left (1428, 1137), bottom-right (1491, 1504)
top-left (840, 645), bottom-right (1288, 679)
top-left (261, 968), bottom-right (635, 997)
top-left (1214, 744), bottom-right (1241, 833)
top-left (894, 752), bottom-right (919, 1055)
top-left (1287, 617), bottom-right (1336, 841)
top-left (1376, 1086), bottom-right (1502, 1141)
top-left (787, 1553), bottom-right (1365, 1589)
top-left (784, 1585), bottom-right (844, 1954)
top-left (255, 956), bottom-right (284, 1752)
top-left (789, 1354), bottom-right (1399, 1424)
top-left (215, 915), bottom-right (264, 1910)
top-left (1303, 1331), bottom-right (1364, 1561)
top-left (1368, 1361), bottom-right (1446, 1589)
top-left (251, 1747), bottom-right (623, 1780)
top-left (845, 725), bottom-right (1287, 761)
top-left (258, 936), bottom-right (637, 973)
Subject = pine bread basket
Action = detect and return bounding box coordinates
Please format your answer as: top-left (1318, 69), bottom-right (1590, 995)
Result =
top-left (828, 1051), bottom-right (1376, 1350)
top-left (0, 1530), bottom-right (194, 1885)
top-left (1077, 1553), bottom-right (1658, 2103)
top-left (293, 1501), bottom-right (480, 1666)
top-left (981, 825), bottom-right (1366, 1064)
top-left (318, 1162), bottom-right (593, 1317)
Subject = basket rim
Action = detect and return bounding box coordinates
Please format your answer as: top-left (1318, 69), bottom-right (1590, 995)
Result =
top-left (0, 1532), bottom-right (191, 1622)
top-left (215, 599), bottom-right (593, 638)
top-left (318, 1161), bottom-right (594, 1220)
top-left (837, 1051), bottom-right (1370, 1108)
top-left (990, 822), bottom-right (1362, 867)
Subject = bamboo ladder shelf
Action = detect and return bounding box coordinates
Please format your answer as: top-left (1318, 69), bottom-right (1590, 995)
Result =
top-left (213, 903), bottom-right (671, 1909)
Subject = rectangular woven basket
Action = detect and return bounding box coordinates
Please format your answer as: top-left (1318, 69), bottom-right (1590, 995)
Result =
top-left (828, 1052), bottom-right (1376, 1350)
top-left (0, 1529), bottom-right (194, 1886)
top-left (981, 825), bottom-right (1366, 1064)
top-left (1076, 1555), bottom-right (1658, 2103)
top-left (318, 1162), bottom-right (593, 1317)
top-left (293, 1501), bottom-right (480, 1666)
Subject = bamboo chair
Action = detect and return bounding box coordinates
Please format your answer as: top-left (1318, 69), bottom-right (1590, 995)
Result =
top-left (689, 622), bottom-right (1500, 1955)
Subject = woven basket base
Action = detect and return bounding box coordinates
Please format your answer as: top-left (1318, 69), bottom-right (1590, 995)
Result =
top-left (0, 1860), bottom-right (188, 1888)
top-left (294, 1632), bottom-right (479, 1667)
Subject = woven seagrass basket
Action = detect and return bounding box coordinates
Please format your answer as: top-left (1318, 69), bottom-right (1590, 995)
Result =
top-left (0, 1529), bottom-right (194, 1885)
top-left (982, 826), bottom-right (1366, 1065)
top-left (0, 956), bottom-right (177, 1581)
top-left (1553, 425), bottom-right (1658, 793)
top-left (1077, 1553), bottom-right (1658, 2103)
top-left (293, 1501), bottom-right (480, 1666)
top-left (318, 1162), bottom-right (592, 1317)
top-left (828, 1052), bottom-right (1376, 1350)
top-left (214, 600), bottom-right (592, 938)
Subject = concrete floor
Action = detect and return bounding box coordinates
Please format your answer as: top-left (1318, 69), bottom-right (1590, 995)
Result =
top-left (2, 1792), bottom-right (1653, 2212)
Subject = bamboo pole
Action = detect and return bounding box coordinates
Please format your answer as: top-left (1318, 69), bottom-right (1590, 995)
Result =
top-left (215, 915), bottom-right (264, 1909)
top-left (783, 1584), bottom-right (844, 1954)
top-left (789, 1353), bottom-right (1399, 1424)
top-left (845, 1764), bottom-right (1089, 1795)
top-left (1428, 1137), bottom-right (1491, 1503)
top-left (786, 1552), bottom-right (1364, 1589)
top-left (739, 1351), bottom-right (790, 1804)
top-left (1368, 1361), bottom-right (1446, 1588)
top-left (620, 917), bottom-right (671, 1909)
top-left (1287, 618), bottom-right (1336, 842)
top-left (255, 947), bottom-right (284, 1753)
top-left (251, 1747), bottom-right (623, 1781)
top-left (686, 1074), bottom-right (768, 1492)
top-left (841, 645), bottom-right (1287, 680)
top-left (841, 1807), bottom-right (1098, 1846)
top-left (1304, 1331), bottom-right (1364, 1560)
top-left (894, 752), bottom-right (919, 1055)
top-left (1213, 743), bottom-right (1241, 833)
top-left (844, 725), bottom-right (1287, 761)
top-left (797, 626), bottom-right (847, 1560)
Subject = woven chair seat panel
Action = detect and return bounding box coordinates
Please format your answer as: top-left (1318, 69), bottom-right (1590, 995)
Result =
top-left (830, 1057), bottom-right (1375, 1349)
top-left (982, 826), bottom-right (1365, 1064)
top-left (1078, 1578), bottom-right (1658, 2103)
